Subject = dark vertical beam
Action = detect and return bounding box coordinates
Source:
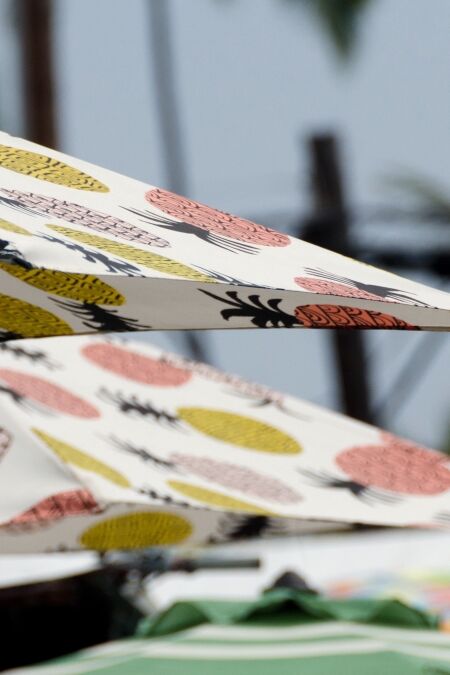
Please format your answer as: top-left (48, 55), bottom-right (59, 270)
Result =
top-left (17, 0), bottom-right (58, 148)
top-left (302, 133), bottom-right (374, 424)
top-left (147, 0), bottom-right (188, 198)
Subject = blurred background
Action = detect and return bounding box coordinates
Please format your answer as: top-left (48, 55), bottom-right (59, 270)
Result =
top-left (0, 0), bottom-right (449, 670)
top-left (1, 0), bottom-right (448, 448)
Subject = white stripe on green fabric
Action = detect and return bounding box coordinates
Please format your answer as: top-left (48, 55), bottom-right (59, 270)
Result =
top-left (8, 622), bottom-right (450, 673)
top-left (135, 638), bottom-right (389, 660)
top-left (2, 641), bottom-right (389, 675)
top-left (181, 620), bottom-right (450, 647)
top-left (77, 640), bottom-right (149, 658)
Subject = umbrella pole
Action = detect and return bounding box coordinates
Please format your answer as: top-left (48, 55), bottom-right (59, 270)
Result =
top-left (301, 133), bottom-right (374, 425)
top-left (147, 0), bottom-right (209, 363)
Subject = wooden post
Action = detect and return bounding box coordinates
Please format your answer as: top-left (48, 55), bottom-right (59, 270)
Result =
top-left (302, 133), bottom-right (374, 424)
top-left (17, 0), bottom-right (58, 148)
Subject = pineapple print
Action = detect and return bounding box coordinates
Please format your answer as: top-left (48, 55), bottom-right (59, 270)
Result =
top-left (177, 408), bottom-right (301, 454)
top-left (294, 304), bottom-right (417, 329)
top-left (0, 219), bottom-right (31, 236)
top-left (0, 145), bottom-right (109, 192)
top-left (0, 264), bottom-right (125, 305)
top-left (0, 370), bottom-right (100, 417)
top-left (0, 427), bottom-right (11, 459)
top-left (143, 188), bottom-right (291, 251)
top-left (33, 429), bottom-right (130, 487)
top-left (3, 490), bottom-right (101, 529)
top-left (82, 342), bottom-right (192, 386)
top-left (48, 225), bottom-right (215, 282)
top-left (100, 393), bottom-right (302, 454)
top-left (336, 432), bottom-right (450, 495)
top-left (295, 276), bottom-right (384, 301)
top-left (168, 480), bottom-right (273, 514)
top-left (171, 453), bottom-right (301, 504)
top-left (79, 512), bottom-right (192, 550)
top-left (302, 432), bottom-right (450, 501)
top-left (295, 269), bottom-right (430, 307)
top-left (0, 189), bottom-right (169, 247)
top-left (0, 293), bottom-right (74, 339)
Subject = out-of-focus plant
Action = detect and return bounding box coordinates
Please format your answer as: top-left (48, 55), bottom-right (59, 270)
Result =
top-left (384, 173), bottom-right (450, 223)
top-left (442, 407), bottom-right (450, 459)
top-left (220, 0), bottom-right (374, 58)
top-left (292, 0), bottom-right (374, 58)
top-left (387, 173), bottom-right (449, 457)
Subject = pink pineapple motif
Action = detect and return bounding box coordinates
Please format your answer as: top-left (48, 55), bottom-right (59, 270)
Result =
top-left (3, 489), bottom-right (101, 530)
top-left (123, 188), bottom-right (291, 254)
top-left (82, 342), bottom-right (192, 387)
top-left (301, 432), bottom-right (450, 502)
top-left (0, 369), bottom-right (100, 418)
top-left (295, 268), bottom-right (430, 307)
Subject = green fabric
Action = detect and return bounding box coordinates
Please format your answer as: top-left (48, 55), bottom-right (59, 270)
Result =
top-left (138, 588), bottom-right (439, 637)
top-left (44, 653), bottom-right (449, 675)
top-left (13, 635), bottom-right (450, 675)
top-left (11, 591), bottom-right (449, 674)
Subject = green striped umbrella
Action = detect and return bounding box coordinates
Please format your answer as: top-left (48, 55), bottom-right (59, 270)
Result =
top-left (8, 590), bottom-right (450, 674)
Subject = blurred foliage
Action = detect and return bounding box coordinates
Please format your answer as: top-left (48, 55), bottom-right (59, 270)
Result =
top-left (296, 0), bottom-right (374, 57)
top-left (300, 0), bottom-right (372, 58)
top-left (384, 174), bottom-right (450, 221)
top-left (222, 0), bottom-right (374, 58)
top-left (444, 427), bottom-right (450, 455)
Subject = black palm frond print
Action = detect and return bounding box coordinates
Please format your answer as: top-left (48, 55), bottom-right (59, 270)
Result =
top-left (434, 511), bottom-right (450, 526)
top-left (137, 487), bottom-right (191, 509)
top-left (194, 267), bottom-right (251, 285)
top-left (122, 206), bottom-right (259, 254)
top-left (209, 515), bottom-right (282, 544)
top-left (195, 267), bottom-right (278, 288)
top-left (0, 385), bottom-right (47, 413)
top-left (0, 240), bottom-right (32, 269)
top-left (54, 300), bottom-right (151, 332)
top-left (299, 469), bottom-right (400, 505)
top-left (228, 388), bottom-right (310, 421)
top-left (0, 342), bottom-right (58, 369)
top-left (0, 192), bottom-right (38, 216)
top-left (110, 437), bottom-right (178, 471)
top-left (303, 267), bottom-right (431, 306)
top-left (0, 331), bottom-right (22, 342)
top-left (98, 389), bottom-right (181, 428)
top-left (39, 234), bottom-right (144, 276)
top-left (200, 290), bottom-right (299, 327)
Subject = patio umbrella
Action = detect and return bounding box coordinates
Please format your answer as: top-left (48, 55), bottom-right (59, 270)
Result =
top-left (6, 589), bottom-right (449, 675)
top-left (0, 334), bottom-right (448, 553)
top-left (0, 130), bottom-right (449, 340)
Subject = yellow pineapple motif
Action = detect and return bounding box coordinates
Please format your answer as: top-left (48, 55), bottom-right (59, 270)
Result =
top-left (168, 481), bottom-right (274, 513)
top-left (0, 293), bottom-right (73, 338)
top-left (47, 225), bottom-right (215, 283)
top-left (0, 219), bottom-right (31, 236)
top-left (80, 512), bottom-right (192, 550)
top-left (177, 408), bottom-right (302, 454)
top-left (0, 264), bottom-right (125, 305)
top-left (33, 430), bottom-right (130, 488)
top-left (0, 145), bottom-right (109, 192)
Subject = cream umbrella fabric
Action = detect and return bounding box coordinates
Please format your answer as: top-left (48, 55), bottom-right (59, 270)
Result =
top-left (0, 131), bottom-right (449, 340)
top-left (0, 334), bottom-right (448, 553)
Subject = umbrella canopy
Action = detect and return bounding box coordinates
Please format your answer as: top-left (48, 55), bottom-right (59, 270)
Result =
top-left (6, 590), bottom-right (449, 675)
top-left (0, 130), bottom-right (449, 340)
top-left (0, 334), bottom-right (448, 552)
